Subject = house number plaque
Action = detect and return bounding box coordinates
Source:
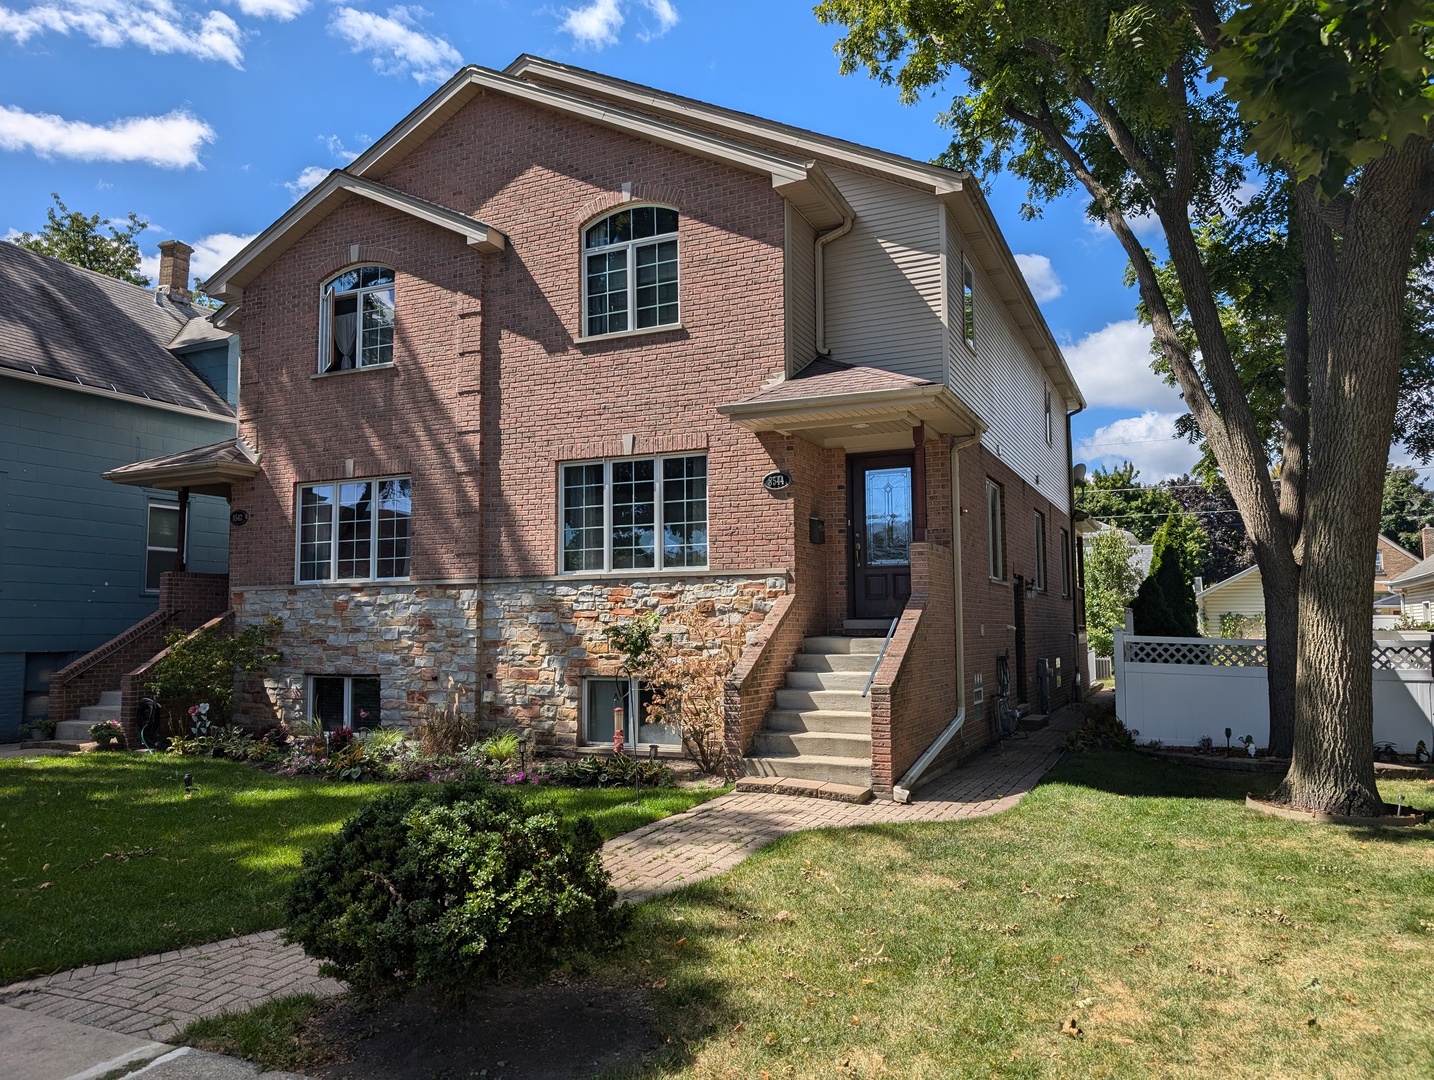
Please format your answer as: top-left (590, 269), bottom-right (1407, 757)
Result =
top-left (762, 470), bottom-right (793, 492)
top-left (230, 510), bottom-right (249, 526)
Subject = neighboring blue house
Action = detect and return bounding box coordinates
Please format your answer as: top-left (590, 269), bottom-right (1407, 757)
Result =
top-left (0, 240), bottom-right (237, 739)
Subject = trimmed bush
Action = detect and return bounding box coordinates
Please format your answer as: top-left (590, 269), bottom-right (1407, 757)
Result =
top-left (284, 783), bottom-right (629, 999)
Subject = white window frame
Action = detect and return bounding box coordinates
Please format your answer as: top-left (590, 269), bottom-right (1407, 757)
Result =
top-left (1044, 385), bottom-right (1054, 446)
top-left (581, 676), bottom-right (679, 748)
top-left (1033, 510), bottom-right (1047, 592)
top-left (144, 501), bottom-right (186, 594)
top-left (295, 475), bottom-right (412, 584)
top-left (317, 265), bottom-right (396, 375)
top-left (581, 206), bottom-right (680, 339)
top-left (559, 454), bottom-right (708, 574)
top-left (1060, 527), bottom-right (1072, 597)
top-left (986, 479), bottom-right (1004, 580)
top-left (963, 258), bottom-right (975, 348)
top-left (307, 674), bottom-right (381, 731)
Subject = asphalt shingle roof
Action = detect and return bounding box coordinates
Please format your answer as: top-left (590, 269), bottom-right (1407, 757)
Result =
top-left (0, 242), bottom-right (234, 416)
top-left (735, 356), bottom-right (933, 405)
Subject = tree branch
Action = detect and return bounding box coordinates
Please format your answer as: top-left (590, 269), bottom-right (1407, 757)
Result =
top-left (1278, 199), bottom-right (1310, 559)
top-left (1184, 0), bottom-right (1225, 51)
top-left (1165, 57), bottom-right (1198, 206)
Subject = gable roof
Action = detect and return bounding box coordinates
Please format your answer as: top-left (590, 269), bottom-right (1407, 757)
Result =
top-left (1194, 562), bottom-right (1262, 599)
top-left (0, 241), bottom-right (234, 418)
top-left (206, 172), bottom-right (506, 303)
top-left (1377, 532), bottom-right (1421, 563)
top-left (1392, 553), bottom-right (1434, 591)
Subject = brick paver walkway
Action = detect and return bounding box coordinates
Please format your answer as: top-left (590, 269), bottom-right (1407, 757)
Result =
top-left (0, 706), bottom-right (1077, 1040)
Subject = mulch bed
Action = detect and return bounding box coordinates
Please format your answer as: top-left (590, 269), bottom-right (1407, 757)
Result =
top-left (302, 974), bottom-right (665, 1080)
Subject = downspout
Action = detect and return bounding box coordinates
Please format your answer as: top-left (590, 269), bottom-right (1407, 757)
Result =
top-left (814, 214), bottom-right (854, 356)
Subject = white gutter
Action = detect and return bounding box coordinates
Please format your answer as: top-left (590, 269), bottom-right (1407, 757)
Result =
top-left (892, 708), bottom-right (965, 804)
top-left (814, 213), bottom-right (854, 356)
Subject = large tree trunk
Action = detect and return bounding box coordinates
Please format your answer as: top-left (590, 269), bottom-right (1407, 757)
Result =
top-left (1261, 562), bottom-right (1298, 759)
top-left (1275, 142), bottom-right (1432, 815)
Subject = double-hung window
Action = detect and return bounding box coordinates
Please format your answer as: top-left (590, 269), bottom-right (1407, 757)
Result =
top-left (583, 206), bottom-right (679, 337)
top-left (1060, 527), bottom-right (1072, 597)
top-left (297, 476), bottom-right (411, 582)
top-left (1033, 510), bottom-right (1047, 591)
top-left (145, 502), bottom-right (182, 592)
top-left (986, 480), bottom-right (1004, 580)
top-left (561, 455), bottom-right (707, 572)
top-left (320, 265), bottom-right (395, 373)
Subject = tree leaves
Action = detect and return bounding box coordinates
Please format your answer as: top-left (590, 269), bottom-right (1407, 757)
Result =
top-left (11, 192), bottom-right (150, 287)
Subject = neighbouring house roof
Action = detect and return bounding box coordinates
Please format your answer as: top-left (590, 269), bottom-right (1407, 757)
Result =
top-left (102, 436), bottom-right (261, 498)
top-left (716, 356), bottom-right (984, 451)
top-left (206, 173), bottom-right (506, 303)
top-left (1378, 532), bottom-right (1421, 563)
top-left (0, 241), bottom-right (234, 418)
top-left (1392, 553), bottom-right (1434, 592)
top-left (1375, 594), bottom-right (1402, 611)
top-left (1194, 562), bottom-right (1262, 599)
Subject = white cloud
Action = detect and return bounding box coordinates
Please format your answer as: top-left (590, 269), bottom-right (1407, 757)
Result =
top-left (561, 0), bottom-right (621, 47)
top-left (322, 133), bottom-right (360, 162)
top-left (1075, 411), bottom-right (1201, 481)
top-left (231, 0), bottom-right (304, 18)
top-left (560, 0), bottom-right (676, 48)
top-left (139, 230), bottom-right (255, 287)
top-left (1013, 252), bottom-right (1063, 303)
top-left (329, 6), bottom-right (461, 84)
top-left (0, 104), bottom-right (215, 167)
top-left (284, 164), bottom-right (329, 198)
top-left (1062, 318), bottom-right (1184, 412)
top-left (0, 1), bottom-right (244, 67)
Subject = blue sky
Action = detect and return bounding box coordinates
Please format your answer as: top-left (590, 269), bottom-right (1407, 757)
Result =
top-left (0, 0), bottom-right (1200, 480)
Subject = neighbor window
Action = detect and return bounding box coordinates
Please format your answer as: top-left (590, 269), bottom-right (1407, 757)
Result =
top-left (582, 677), bottom-right (676, 747)
top-left (1033, 510), bottom-right (1046, 592)
top-left (297, 476), bottom-right (411, 582)
top-left (986, 480), bottom-right (1004, 580)
top-left (583, 206), bottom-right (679, 337)
top-left (561, 455), bottom-right (707, 572)
top-left (145, 502), bottom-right (182, 592)
top-left (963, 258), bottom-right (975, 347)
top-left (319, 265), bottom-right (395, 373)
top-left (1044, 385), bottom-right (1054, 446)
top-left (1060, 527), bottom-right (1072, 597)
top-left (309, 675), bottom-right (380, 731)
top-left (1375, 551), bottom-right (1385, 573)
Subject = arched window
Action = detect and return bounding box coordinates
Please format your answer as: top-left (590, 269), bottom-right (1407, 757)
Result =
top-left (583, 206), bottom-right (679, 337)
top-left (320, 265), bottom-right (394, 373)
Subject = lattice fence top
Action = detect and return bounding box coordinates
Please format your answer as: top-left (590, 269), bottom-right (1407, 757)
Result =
top-left (1123, 638), bottom-right (1268, 667)
top-left (1123, 635), bottom-right (1433, 671)
top-left (1373, 643), bottom-right (1433, 670)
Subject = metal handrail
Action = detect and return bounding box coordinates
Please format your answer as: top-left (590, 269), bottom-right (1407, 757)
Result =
top-left (861, 616), bottom-right (900, 698)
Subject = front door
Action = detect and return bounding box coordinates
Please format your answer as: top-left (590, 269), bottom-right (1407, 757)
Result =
top-left (850, 454), bottom-right (914, 620)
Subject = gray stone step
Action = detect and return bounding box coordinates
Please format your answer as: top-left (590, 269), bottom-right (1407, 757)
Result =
top-left (56, 720), bottom-right (98, 741)
top-left (843, 619), bottom-right (894, 634)
top-left (803, 635), bottom-right (885, 655)
top-left (753, 730), bottom-right (871, 759)
top-left (775, 687), bottom-right (870, 713)
top-left (764, 708), bottom-right (871, 734)
top-left (742, 754), bottom-right (872, 787)
top-left (97, 690), bottom-right (122, 707)
top-left (793, 652), bottom-right (875, 673)
top-left (78, 704), bottom-right (121, 724)
top-left (783, 670), bottom-right (869, 691)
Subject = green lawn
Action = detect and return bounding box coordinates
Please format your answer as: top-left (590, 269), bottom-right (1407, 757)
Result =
top-left (617, 752), bottom-right (1434, 1078)
top-left (0, 753), bottom-right (723, 983)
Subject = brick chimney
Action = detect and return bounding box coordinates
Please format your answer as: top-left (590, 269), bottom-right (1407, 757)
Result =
top-left (1423, 525), bottom-right (1434, 561)
top-left (156, 240), bottom-right (194, 302)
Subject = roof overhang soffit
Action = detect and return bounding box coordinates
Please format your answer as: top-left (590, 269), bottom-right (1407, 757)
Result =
top-left (102, 439), bottom-right (262, 498)
top-left (347, 67), bottom-right (852, 231)
top-left (717, 383), bottom-right (986, 445)
top-left (202, 173), bottom-right (506, 303)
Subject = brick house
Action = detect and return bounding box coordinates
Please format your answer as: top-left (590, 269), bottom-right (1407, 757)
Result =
top-left (184, 57), bottom-right (1085, 799)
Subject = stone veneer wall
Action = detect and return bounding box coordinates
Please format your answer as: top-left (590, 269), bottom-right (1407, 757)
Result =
top-left (233, 584), bottom-right (480, 729)
top-left (481, 573), bottom-right (788, 748)
top-left (233, 573), bottom-right (787, 741)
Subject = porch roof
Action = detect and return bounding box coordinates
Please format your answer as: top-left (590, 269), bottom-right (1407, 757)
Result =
top-left (102, 437), bottom-right (261, 498)
top-left (717, 358), bottom-right (985, 452)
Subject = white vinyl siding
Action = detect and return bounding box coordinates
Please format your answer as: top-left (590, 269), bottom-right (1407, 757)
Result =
top-left (821, 166), bottom-right (943, 381)
top-left (1196, 567), bottom-right (1267, 633)
top-left (946, 207), bottom-right (1069, 511)
top-left (785, 205), bottom-right (817, 372)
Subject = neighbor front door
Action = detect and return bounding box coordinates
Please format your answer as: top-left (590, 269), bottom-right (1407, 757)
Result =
top-left (850, 454), bottom-right (914, 620)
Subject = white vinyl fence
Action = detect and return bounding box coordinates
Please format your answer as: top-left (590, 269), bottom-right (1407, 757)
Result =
top-left (1113, 631), bottom-right (1434, 753)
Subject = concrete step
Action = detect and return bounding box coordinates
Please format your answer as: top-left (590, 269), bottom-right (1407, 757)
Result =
top-left (753, 730), bottom-right (871, 759)
top-left (742, 754), bottom-right (872, 787)
top-left (775, 687), bottom-right (871, 713)
top-left (763, 709), bottom-right (871, 735)
top-left (793, 652), bottom-right (875, 673)
top-left (97, 690), bottom-right (122, 707)
top-left (78, 705), bottom-right (121, 725)
top-left (783, 670), bottom-right (869, 691)
top-left (734, 776), bottom-right (873, 803)
top-left (56, 720), bottom-right (100, 741)
top-left (842, 619), bottom-right (894, 635)
top-left (1017, 713), bottom-right (1049, 732)
top-left (803, 635), bottom-right (885, 655)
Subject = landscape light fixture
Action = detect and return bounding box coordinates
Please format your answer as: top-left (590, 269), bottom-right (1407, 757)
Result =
top-left (183, 773), bottom-right (194, 795)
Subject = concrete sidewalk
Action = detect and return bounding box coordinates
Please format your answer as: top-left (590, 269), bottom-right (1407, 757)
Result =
top-left (1, 703), bottom-right (1080, 1076)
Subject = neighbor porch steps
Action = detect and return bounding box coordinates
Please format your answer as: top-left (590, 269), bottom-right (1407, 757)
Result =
top-left (741, 635), bottom-right (880, 795)
top-left (55, 689), bottom-right (121, 741)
